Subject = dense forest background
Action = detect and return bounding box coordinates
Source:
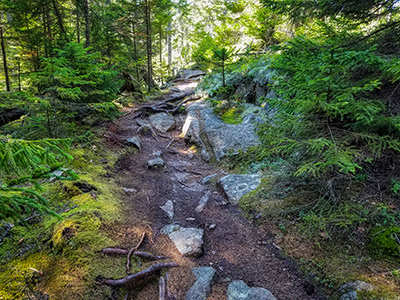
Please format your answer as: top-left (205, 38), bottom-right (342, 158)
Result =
top-left (2, 0), bottom-right (400, 299)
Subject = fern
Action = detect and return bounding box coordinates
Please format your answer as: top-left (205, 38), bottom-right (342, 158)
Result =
top-left (0, 135), bottom-right (77, 223)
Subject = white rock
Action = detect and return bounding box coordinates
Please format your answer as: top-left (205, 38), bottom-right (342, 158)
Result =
top-left (160, 200), bottom-right (174, 219)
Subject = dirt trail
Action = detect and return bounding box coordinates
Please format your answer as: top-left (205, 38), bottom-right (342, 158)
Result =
top-left (109, 80), bottom-right (325, 300)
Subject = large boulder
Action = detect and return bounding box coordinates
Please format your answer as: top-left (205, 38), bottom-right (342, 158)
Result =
top-left (149, 112), bottom-right (176, 133)
top-left (185, 267), bottom-right (216, 300)
top-left (227, 280), bottom-right (277, 300)
top-left (182, 101), bottom-right (259, 161)
top-left (218, 174), bottom-right (261, 204)
top-left (181, 69), bottom-right (206, 80)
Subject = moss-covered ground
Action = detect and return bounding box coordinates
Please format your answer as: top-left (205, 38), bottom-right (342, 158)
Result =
top-left (0, 129), bottom-right (136, 300)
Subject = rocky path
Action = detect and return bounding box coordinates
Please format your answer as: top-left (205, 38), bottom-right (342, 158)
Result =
top-left (109, 78), bottom-right (325, 300)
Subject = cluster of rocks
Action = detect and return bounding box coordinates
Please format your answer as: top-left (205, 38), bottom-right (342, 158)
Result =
top-left (133, 90), bottom-right (279, 299)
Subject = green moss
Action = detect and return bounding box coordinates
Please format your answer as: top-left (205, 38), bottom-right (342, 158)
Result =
top-left (368, 226), bottom-right (400, 259)
top-left (0, 141), bottom-right (126, 299)
top-left (221, 107), bottom-right (243, 124)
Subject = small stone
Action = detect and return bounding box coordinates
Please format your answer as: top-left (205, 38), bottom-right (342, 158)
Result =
top-left (152, 150), bottom-right (162, 157)
top-left (160, 200), bottom-right (174, 219)
top-left (148, 157), bottom-right (165, 168)
top-left (338, 281), bottom-right (374, 300)
top-left (227, 281), bottom-right (277, 300)
top-left (186, 217), bottom-right (196, 221)
top-left (209, 224), bottom-right (216, 230)
top-left (49, 170), bottom-right (64, 182)
top-left (126, 136), bottom-right (141, 151)
top-left (185, 267), bottom-right (216, 300)
top-left (195, 191), bottom-right (211, 213)
top-left (201, 174), bottom-right (217, 185)
top-left (201, 148), bottom-right (210, 162)
top-left (123, 187), bottom-right (137, 193)
top-left (168, 227), bottom-right (204, 257)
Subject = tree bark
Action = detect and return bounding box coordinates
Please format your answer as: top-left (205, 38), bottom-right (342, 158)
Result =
top-left (76, 7), bottom-right (80, 43)
top-left (83, 0), bottom-right (90, 47)
top-left (132, 19), bottom-right (140, 81)
top-left (0, 15), bottom-right (10, 92)
top-left (144, 0), bottom-right (153, 91)
top-left (167, 22), bottom-right (172, 74)
top-left (51, 0), bottom-right (67, 39)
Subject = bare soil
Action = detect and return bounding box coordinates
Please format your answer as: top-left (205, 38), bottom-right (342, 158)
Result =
top-left (105, 81), bottom-right (326, 300)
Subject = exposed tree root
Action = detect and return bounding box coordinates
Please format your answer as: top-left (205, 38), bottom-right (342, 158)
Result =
top-left (101, 248), bottom-right (128, 255)
top-left (103, 263), bottom-right (179, 287)
top-left (159, 276), bottom-right (166, 300)
top-left (101, 248), bottom-right (167, 261)
top-left (126, 232), bottom-right (146, 273)
top-left (128, 94), bottom-right (201, 119)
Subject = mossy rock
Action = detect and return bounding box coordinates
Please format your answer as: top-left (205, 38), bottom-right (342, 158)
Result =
top-left (368, 226), bottom-right (400, 258)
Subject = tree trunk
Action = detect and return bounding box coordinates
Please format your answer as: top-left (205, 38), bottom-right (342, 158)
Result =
top-left (83, 0), bottom-right (90, 47)
top-left (167, 22), bottom-right (172, 74)
top-left (76, 7), bottom-right (81, 43)
top-left (159, 22), bottom-right (163, 85)
top-left (132, 19), bottom-right (140, 81)
top-left (144, 0), bottom-right (153, 91)
top-left (51, 0), bottom-right (67, 39)
top-left (0, 16), bottom-right (10, 92)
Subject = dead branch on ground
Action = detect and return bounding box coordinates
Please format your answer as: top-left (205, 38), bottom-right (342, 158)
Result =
top-left (126, 232), bottom-right (146, 273)
top-left (103, 263), bottom-right (179, 287)
top-left (159, 276), bottom-right (166, 300)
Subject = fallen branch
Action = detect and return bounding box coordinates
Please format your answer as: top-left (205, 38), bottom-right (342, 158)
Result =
top-left (159, 276), bottom-right (166, 300)
top-left (126, 232), bottom-right (146, 273)
top-left (134, 252), bottom-right (167, 261)
top-left (102, 248), bottom-right (128, 255)
top-left (102, 248), bottom-right (166, 260)
top-left (103, 263), bottom-right (179, 287)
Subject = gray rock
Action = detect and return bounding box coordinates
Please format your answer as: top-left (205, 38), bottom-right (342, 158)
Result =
top-left (201, 174), bottom-right (217, 185)
top-left (160, 200), bottom-right (174, 219)
top-left (136, 119), bottom-right (150, 127)
top-left (149, 112), bottom-right (176, 133)
top-left (338, 281), bottom-right (374, 300)
top-left (195, 191), bottom-right (211, 213)
top-left (160, 223), bottom-right (181, 235)
top-left (183, 100), bottom-right (259, 161)
top-left (182, 69), bottom-right (206, 80)
top-left (218, 174), bottom-right (261, 204)
top-left (123, 187), bottom-right (137, 193)
top-left (168, 227), bottom-right (204, 257)
top-left (148, 157), bottom-right (165, 168)
top-left (339, 291), bottom-right (358, 300)
top-left (126, 136), bottom-right (141, 151)
top-left (185, 267), bottom-right (216, 300)
top-left (200, 148), bottom-right (211, 162)
top-left (152, 150), bottom-right (162, 157)
top-left (202, 108), bottom-right (259, 160)
top-left (49, 170), bottom-right (65, 182)
top-left (339, 281), bottom-right (374, 294)
top-left (227, 281), bottom-right (276, 300)
top-left (209, 224), bottom-right (216, 230)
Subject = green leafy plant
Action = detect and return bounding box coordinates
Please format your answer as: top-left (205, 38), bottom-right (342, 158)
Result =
top-left (0, 135), bottom-right (77, 223)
